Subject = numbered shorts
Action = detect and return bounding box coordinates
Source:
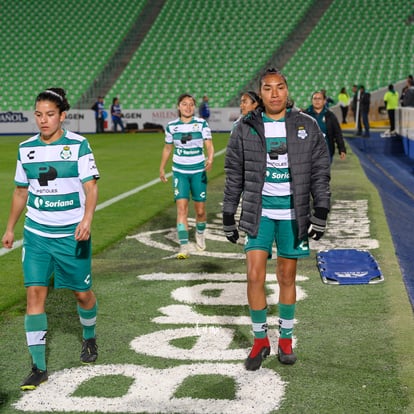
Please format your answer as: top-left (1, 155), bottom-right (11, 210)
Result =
top-left (245, 215), bottom-right (310, 259)
top-left (173, 170), bottom-right (207, 202)
top-left (22, 229), bottom-right (93, 291)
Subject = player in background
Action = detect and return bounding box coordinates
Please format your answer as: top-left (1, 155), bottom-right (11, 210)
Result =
top-left (2, 88), bottom-right (100, 390)
top-left (223, 68), bottom-right (331, 370)
top-left (110, 97), bottom-right (125, 132)
top-left (305, 90), bottom-right (346, 163)
top-left (233, 91), bottom-right (261, 128)
top-left (159, 93), bottom-right (214, 259)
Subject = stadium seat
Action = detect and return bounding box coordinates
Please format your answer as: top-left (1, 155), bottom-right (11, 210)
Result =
top-left (1, 0), bottom-right (413, 112)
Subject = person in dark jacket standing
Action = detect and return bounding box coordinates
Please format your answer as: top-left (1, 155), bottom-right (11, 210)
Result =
top-left (402, 77), bottom-right (414, 107)
top-left (110, 97), bottom-right (125, 132)
top-left (356, 85), bottom-right (371, 137)
top-left (223, 68), bottom-right (330, 370)
top-left (305, 90), bottom-right (346, 163)
top-left (91, 96), bottom-right (105, 133)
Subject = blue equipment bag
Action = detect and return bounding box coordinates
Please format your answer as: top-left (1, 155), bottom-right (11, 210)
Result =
top-left (316, 249), bottom-right (384, 285)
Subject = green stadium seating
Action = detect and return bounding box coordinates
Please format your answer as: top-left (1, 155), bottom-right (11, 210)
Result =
top-left (0, 0), bottom-right (146, 111)
top-left (1, 0), bottom-right (413, 112)
top-left (106, 0), bottom-right (314, 109)
top-left (283, 0), bottom-right (414, 109)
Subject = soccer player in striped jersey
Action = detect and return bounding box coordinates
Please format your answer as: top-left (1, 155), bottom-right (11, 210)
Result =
top-left (2, 88), bottom-right (100, 390)
top-left (160, 93), bottom-right (214, 259)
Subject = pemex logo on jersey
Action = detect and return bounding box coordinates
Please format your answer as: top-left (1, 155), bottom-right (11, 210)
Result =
top-left (60, 145), bottom-right (72, 160)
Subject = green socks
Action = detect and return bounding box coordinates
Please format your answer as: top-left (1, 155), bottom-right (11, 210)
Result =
top-left (196, 221), bottom-right (206, 234)
top-left (77, 302), bottom-right (98, 340)
top-left (177, 223), bottom-right (188, 245)
top-left (249, 308), bottom-right (268, 339)
top-left (250, 304), bottom-right (295, 339)
top-left (25, 313), bottom-right (47, 371)
top-left (279, 303), bottom-right (296, 339)
top-left (24, 304), bottom-right (97, 370)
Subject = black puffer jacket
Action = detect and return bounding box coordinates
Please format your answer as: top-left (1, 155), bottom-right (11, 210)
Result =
top-left (223, 107), bottom-right (331, 240)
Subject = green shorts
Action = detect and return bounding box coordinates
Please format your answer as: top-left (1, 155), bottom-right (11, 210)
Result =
top-left (173, 170), bottom-right (207, 202)
top-left (22, 229), bottom-right (93, 291)
top-left (245, 215), bottom-right (310, 259)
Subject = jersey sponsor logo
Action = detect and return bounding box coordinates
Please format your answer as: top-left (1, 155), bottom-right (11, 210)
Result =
top-left (176, 148), bottom-right (201, 156)
top-left (34, 197), bottom-right (74, 209)
top-left (34, 197), bottom-right (44, 208)
top-left (180, 133), bottom-right (192, 144)
top-left (267, 171), bottom-right (290, 180)
top-left (38, 166), bottom-right (58, 186)
top-left (27, 150), bottom-right (35, 160)
top-left (44, 199), bottom-right (74, 208)
top-left (60, 145), bottom-right (72, 160)
top-left (35, 188), bottom-right (58, 194)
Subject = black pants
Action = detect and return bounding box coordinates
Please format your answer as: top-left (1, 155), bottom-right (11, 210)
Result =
top-left (96, 117), bottom-right (104, 133)
top-left (340, 106), bottom-right (348, 123)
top-left (388, 109), bottom-right (395, 131)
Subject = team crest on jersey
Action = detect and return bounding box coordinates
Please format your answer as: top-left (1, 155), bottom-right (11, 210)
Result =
top-left (297, 127), bottom-right (308, 140)
top-left (60, 146), bottom-right (72, 160)
top-left (192, 123), bottom-right (201, 132)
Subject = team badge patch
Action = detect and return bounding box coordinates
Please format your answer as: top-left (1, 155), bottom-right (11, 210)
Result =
top-left (297, 127), bottom-right (308, 140)
top-left (60, 146), bottom-right (72, 160)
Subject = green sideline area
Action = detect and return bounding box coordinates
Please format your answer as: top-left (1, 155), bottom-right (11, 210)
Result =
top-left (0, 133), bottom-right (413, 413)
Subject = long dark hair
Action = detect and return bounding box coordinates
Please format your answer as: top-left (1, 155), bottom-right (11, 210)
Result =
top-left (35, 88), bottom-right (70, 112)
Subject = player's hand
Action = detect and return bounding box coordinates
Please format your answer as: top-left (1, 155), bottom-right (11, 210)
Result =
top-left (205, 159), bottom-right (213, 171)
top-left (308, 208), bottom-right (329, 240)
top-left (75, 222), bottom-right (91, 241)
top-left (160, 169), bottom-right (168, 183)
top-left (223, 213), bottom-right (239, 243)
top-left (2, 230), bottom-right (14, 249)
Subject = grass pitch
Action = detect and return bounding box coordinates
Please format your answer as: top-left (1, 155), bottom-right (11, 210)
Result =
top-left (0, 132), bottom-right (413, 413)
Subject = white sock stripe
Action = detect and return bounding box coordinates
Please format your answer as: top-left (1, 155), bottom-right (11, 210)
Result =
top-left (278, 318), bottom-right (295, 329)
top-left (26, 330), bottom-right (47, 346)
top-left (79, 316), bottom-right (97, 327)
top-left (252, 322), bottom-right (268, 332)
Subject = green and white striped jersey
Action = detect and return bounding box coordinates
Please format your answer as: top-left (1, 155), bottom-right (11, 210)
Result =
top-left (165, 116), bottom-right (212, 174)
top-left (15, 130), bottom-right (100, 237)
top-left (262, 113), bottom-right (294, 220)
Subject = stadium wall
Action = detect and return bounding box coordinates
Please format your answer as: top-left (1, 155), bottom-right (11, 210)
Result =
top-left (396, 107), bottom-right (414, 159)
top-left (0, 108), bottom-right (242, 135)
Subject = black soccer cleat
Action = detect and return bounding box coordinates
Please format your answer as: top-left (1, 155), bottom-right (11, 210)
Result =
top-left (277, 346), bottom-right (297, 365)
top-left (81, 337), bottom-right (98, 364)
top-left (20, 365), bottom-right (48, 391)
top-left (244, 337), bottom-right (271, 371)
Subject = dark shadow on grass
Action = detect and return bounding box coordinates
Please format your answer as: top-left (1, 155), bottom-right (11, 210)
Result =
top-left (194, 261), bottom-right (227, 273)
top-left (0, 392), bottom-right (10, 409)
